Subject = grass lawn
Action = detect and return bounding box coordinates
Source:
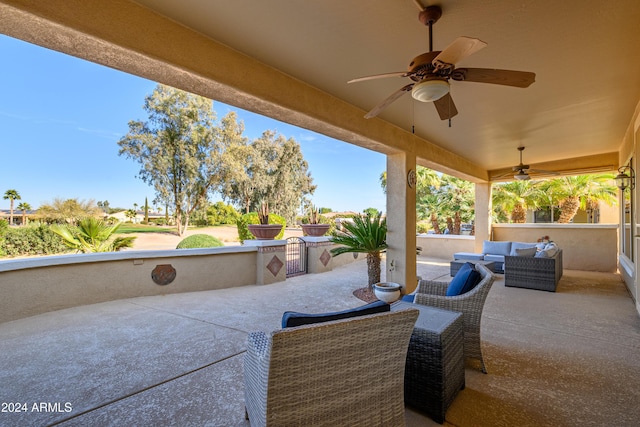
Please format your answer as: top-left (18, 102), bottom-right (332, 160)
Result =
top-left (115, 223), bottom-right (177, 234)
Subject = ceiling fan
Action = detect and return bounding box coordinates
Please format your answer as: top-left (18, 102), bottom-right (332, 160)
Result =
top-left (496, 146), bottom-right (557, 181)
top-left (348, 4), bottom-right (536, 121)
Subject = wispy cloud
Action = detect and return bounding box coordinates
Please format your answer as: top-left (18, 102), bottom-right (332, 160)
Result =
top-left (77, 127), bottom-right (121, 141)
top-left (0, 109), bottom-right (76, 126)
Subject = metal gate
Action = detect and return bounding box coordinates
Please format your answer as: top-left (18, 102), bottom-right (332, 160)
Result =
top-left (286, 237), bottom-right (307, 277)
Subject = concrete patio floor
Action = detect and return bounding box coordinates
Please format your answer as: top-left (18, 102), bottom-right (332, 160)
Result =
top-left (1, 256), bottom-right (639, 426)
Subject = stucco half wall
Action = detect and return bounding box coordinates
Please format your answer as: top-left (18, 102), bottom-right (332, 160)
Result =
top-left (418, 224), bottom-right (618, 273)
top-left (492, 224), bottom-right (618, 273)
top-left (0, 247), bottom-right (257, 323)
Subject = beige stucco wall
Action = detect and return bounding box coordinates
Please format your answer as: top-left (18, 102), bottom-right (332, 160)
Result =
top-left (0, 247), bottom-right (257, 323)
top-left (417, 234), bottom-right (475, 260)
top-left (492, 224), bottom-right (618, 273)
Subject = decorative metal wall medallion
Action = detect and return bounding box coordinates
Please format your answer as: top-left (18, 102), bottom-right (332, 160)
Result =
top-left (151, 264), bottom-right (176, 285)
top-left (407, 169), bottom-right (417, 188)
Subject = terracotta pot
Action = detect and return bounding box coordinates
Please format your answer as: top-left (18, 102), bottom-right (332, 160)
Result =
top-left (248, 224), bottom-right (283, 240)
top-left (373, 282), bottom-right (402, 303)
top-left (301, 224), bottom-right (330, 237)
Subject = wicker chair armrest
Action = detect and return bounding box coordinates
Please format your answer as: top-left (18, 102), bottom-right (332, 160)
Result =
top-left (244, 332), bottom-right (272, 425)
top-left (416, 279), bottom-right (449, 296)
top-left (414, 292), bottom-right (469, 313)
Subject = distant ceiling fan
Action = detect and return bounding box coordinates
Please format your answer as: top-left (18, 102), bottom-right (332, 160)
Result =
top-left (496, 146), bottom-right (557, 181)
top-left (348, 4), bottom-right (536, 121)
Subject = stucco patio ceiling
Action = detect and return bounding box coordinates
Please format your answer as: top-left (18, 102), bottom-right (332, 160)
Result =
top-left (2, 0), bottom-right (640, 181)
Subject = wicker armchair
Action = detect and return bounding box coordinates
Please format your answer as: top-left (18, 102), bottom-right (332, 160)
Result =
top-left (414, 263), bottom-right (495, 373)
top-left (244, 308), bottom-right (418, 427)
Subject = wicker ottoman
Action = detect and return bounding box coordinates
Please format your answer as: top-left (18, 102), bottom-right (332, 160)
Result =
top-left (392, 301), bottom-right (464, 424)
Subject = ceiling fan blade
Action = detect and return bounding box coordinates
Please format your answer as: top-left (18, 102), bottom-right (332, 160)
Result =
top-left (432, 36), bottom-right (487, 68)
top-left (364, 83), bottom-right (414, 119)
top-left (528, 169), bottom-right (560, 176)
top-left (433, 93), bottom-right (458, 120)
top-left (348, 71), bottom-right (411, 84)
top-left (452, 68), bottom-right (536, 88)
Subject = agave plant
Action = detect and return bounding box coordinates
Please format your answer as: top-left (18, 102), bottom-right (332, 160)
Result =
top-left (51, 217), bottom-right (136, 253)
top-left (330, 211), bottom-right (387, 290)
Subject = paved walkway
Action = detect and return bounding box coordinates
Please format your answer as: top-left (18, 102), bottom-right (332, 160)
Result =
top-left (1, 257), bottom-right (639, 426)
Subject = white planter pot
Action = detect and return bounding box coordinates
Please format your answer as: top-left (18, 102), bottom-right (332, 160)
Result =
top-left (373, 282), bottom-right (402, 303)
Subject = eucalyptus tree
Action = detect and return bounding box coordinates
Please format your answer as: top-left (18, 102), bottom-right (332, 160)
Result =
top-left (16, 202), bottom-right (31, 226)
top-left (118, 84), bottom-right (220, 236)
top-left (219, 128), bottom-right (315, 226)
top-left (3, 189), bottom-right (21, 225)
top-left (269, 135), bottom-right (316, 226)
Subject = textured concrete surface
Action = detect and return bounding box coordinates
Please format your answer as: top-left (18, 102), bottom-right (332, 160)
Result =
top-left (1, 256), bottom-right (639, 426)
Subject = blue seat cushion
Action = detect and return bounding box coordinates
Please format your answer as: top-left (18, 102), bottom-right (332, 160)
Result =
top-left (482, 240), bottom-right (512, 256)
top-left (446, 262), bottom-right (482, 296)
top-left (484, 254), bottom-right (505, 263)
top-left (282, 300), bottom-right (390, 328)
top-left (454, 252), bottom-right (484, 261)
top-left (401, 294), bottom-right (415, 303)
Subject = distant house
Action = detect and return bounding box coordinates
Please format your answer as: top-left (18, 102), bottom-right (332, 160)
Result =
top-left (0, 209), bottom-right (37, 226)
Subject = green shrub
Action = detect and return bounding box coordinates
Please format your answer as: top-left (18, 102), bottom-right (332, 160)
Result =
top-left (0, 224), bottom-right (70, 257)
top-left (416, 221), bottom-right (430, 234)
top-left (207, 202), bottom-right (240, 225)
top-left (152, 218), bottom-right (167, 226)
top-left (236, 212), bottom-right (286, 243)
top-left (176, 234), bottom-right (224, 249)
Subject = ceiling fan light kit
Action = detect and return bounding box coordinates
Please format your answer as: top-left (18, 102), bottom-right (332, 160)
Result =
top-left (411, 78), bottom-right (449, 102)
top-left (348, 5), bottom-right (535, 121)
top-left (514, 172), bottom-right (531, 181)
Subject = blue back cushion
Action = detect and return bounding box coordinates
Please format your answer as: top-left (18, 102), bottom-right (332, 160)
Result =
top-left (281, 300), bottom-right (390, 328)
top-left (446, 262), bottom-right (481, 296)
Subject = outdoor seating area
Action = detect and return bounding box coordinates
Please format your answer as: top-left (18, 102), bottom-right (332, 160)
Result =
top-left (1, 255), bottom-right (639, 426)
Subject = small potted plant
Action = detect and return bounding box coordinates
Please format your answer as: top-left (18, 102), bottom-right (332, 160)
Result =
top-left (301, 205), bottom-right (330, 237)
top-left (247, 202), bottom-right (283, 240)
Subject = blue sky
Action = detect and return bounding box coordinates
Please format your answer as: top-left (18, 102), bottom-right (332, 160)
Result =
top-left (0, 35), bottom-right (386, 214)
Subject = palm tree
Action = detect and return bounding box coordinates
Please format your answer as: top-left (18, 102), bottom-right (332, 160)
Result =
top-left (3, 189), bottom-right (21, 225)
top-left (492, 181), bottom-right (540, 223)
top-left (330, 211), bottom-right (387, 290)
top-left (51, 217), bottom-right (136, 253)
top-left (549, 174), bottom-right (617, 223)
top-left (16, 202), bottom-right (32, 226)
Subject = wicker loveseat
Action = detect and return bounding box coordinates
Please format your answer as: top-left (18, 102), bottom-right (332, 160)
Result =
top-left (504, 249), bottom-right (563, 292)
top-left (244, 308), bottom-right (419, 427)
top-left (414, 263), bottom-right (495, 373)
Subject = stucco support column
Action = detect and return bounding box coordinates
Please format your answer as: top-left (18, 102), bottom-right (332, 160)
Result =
top-left (302, 236), bottom-right (334, 274)
top-left (386, 152), bottom-right (417, 294)
top-left (474, 183), bottom-right (492, 251)
top-left (243, 240), bottom-right (287, 285)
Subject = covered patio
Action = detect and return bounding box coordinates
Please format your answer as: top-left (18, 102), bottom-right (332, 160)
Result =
top-left (1, 256), bottom-right (639, 426)
top-left (1, 1), bottom-right (640, 425)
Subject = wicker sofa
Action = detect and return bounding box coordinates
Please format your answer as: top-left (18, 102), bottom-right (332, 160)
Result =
top-left (454, 240), bottom-right (563, 291)
top-left (504, 249), bottom-right (563, 292)
top-left (244, 308), bottom-right (418, 427)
